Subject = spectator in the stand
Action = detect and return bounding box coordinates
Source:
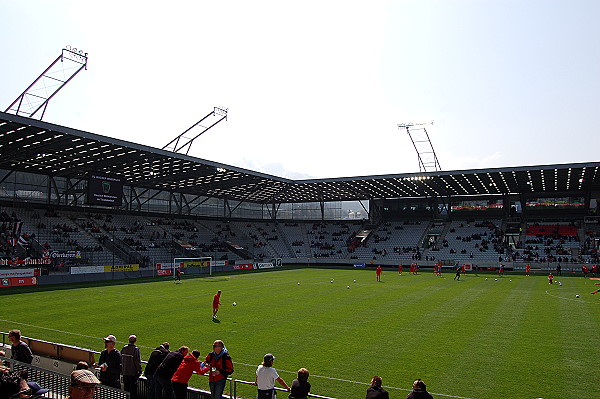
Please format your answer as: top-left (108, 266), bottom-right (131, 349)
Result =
top-left (8, 329), bottom-right (33, 364)
top-left (66, 369), bottom-right (101, 399)
top-left (0, 367), bottom-right (28, 399)
top-left (75, 361), bottom-right (89, 370)
top-left (121, 335), bottom-right (142, 399)
top-left (26, 381), bottom-right (50, 398)
top-left (97, 335), bottom-right (122, 389)
top-left (171, 350), bottom-right (208, 399)
top-left (205, 340), bottom-right (233, 399)
top-left (365, 376), bottom-right (388, 399)
top-left (406, 379), bottom-right (434, 399)
top-left (254, 353), bottom-right (290, 399)
top-left (154, 346), bottom-right (189, 399)
top-left (145, 342), bottom-right (170, 399)
top-left (289, 368), bottom-right (310, 399)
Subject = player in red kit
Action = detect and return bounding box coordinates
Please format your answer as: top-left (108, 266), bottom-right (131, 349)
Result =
top-left (212, 290), bottom-right (221, 319)
top-left (376, 266), bottom-right (382, 282)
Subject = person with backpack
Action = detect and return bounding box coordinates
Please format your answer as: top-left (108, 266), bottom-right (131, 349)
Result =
top-left (204, 340), bottom-right (233, 399)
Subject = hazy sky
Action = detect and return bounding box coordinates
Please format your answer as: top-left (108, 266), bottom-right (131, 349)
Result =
top-left (2, 0), bottom-right (599, 179)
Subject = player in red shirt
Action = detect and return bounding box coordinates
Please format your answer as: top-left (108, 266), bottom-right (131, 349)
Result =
top-left (376, 266), bottom-right (382, 282)
top-left (398, 264), bottom-right (403, 275)
top-left (212, 290), bottom-right (222, 319)
top-left (525, 264), bottom-right (531, 276)
top-left (548, 273), bottom-right (554, 284)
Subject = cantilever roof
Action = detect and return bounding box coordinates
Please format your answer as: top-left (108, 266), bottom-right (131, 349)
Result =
top-left (1, 111), bottom-right (600, 204)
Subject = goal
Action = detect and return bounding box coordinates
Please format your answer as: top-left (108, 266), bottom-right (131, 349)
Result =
top-left (172, 256), bottom-right (213, 279)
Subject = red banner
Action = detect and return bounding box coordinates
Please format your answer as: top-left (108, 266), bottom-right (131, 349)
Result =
top-left (157, 269), bottom-right (172, 276)
top-left (0, 276), bottom-right (39, 288)
top-left (233, 264), bottom-right (254, 270)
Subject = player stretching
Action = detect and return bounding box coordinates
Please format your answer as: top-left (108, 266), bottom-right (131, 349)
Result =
top-left (376, 265), bottom-right (382, 282)
top-left (213, 290), bottom-right (222, 319)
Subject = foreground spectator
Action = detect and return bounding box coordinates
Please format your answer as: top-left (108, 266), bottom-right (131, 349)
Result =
top-left (254, 353), bottom-right (289, 399)
top-left (205, 340), bottom-right (233, 399)
top-left (145, 343), bottom-right (170, 399)
top-left (406, 379), bottom-right (433, 399)
top-left (0, 367), bottom-right (27, 399)
top-left (289, 368), bottom-right (310, 399)
top-left (26, 381), bottom-right (50, 398)
top-left (97, 335), bottom-right (121, 389)
top-left (67, 369), bottom-right (100, 399)
top-left (154, 346), bottom-right (188, 399)
top-left (366, 376), bottom-right (388, 399)
top-left (121, 335), bottom-right (142, 399)
top-left (171, 350), bottom-right (208, 399)
top-left (8, 330), bottom-right (33, 364)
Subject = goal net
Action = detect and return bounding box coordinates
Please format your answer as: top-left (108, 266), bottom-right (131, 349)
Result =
top-left (172, 256), bottom-right (213, 279)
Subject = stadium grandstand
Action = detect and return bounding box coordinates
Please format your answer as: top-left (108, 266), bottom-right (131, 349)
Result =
top-left (1, 110), bottom-right (599, 279)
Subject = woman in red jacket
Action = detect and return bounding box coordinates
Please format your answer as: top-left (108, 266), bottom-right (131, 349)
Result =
top-left (205, 340), bottom-right (234, 399)
top-left (171, 350), bottom-right (209, 399)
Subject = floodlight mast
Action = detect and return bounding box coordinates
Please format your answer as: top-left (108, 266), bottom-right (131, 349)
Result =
top-left (163, 107), bottom-right (228, 155)
top-left (398, 121), bottom-right (441, 173)
top-left (5, 46), bottom-right (88, 120)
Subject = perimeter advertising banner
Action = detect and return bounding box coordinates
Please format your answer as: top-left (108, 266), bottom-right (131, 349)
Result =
top-left (0, 276), bottom-right (38, 288)
top-left (0, 269), bottom-right (41, 278)
top-left (256, 262), bottom-right (274, 269)
top-left (104, 264), bottom-right (139, 272)
top-left (233, 264), bottom-right (254, 270)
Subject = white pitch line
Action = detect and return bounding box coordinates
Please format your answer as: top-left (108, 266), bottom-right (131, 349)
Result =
top-left (0, 319), bottom-right (476, 399)
top-left (545, 289), bottom-right (600, 304)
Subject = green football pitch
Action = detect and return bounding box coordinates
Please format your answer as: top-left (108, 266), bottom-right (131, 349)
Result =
top-left (1, 267), bottom-right (599, 399)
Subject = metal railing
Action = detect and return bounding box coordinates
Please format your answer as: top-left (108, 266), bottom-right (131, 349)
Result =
top-left (1, 357), bottom-right (129, 399)
top-left (231, 379), bottom-right (335, 399)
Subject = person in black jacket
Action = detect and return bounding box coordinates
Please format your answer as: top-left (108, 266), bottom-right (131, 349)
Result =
top-left (406, 379), bottom-right (433, 399)
top-left (366, 376), bottom-right (389, 399)
top-left (8, 329), bottom-right (33, 364)
top-left (145, 342), bottom-right (170, 399)
top-left (154, 346), bottom-right (188, 399)
top-left (97, 335), bottom-right (122, 389)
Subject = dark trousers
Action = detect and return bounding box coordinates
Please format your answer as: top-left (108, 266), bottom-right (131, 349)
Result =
top-left (172, 381), bottom-right (188, 399)
top-left (123, 375), bottom-right (139, 399)
top-left (155, 375), bottom-right (175, 399)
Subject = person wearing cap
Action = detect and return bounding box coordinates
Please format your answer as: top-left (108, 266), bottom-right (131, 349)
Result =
top-left (144, 342), bottom-right (170, 399)
top-left (96, 335), bottom-right (122, 389)
top-left (121, 335), bottom-right (142, 399)
top-left (406, 379), bottom-right (433, 399)
top-left (26, 382), bottom-right (50, 398)
top-left (254, 353), bottom-right (289, 399)
top-left (204, 340), bottom-right (233, 399)
top-left (365, 376), bottom-right (388, 399)
top-left (67, 369), bottom-right (100, 399)
top-left (8, 329), bottom-right (33, 364)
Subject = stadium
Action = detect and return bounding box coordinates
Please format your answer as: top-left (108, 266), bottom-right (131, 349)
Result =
top-left (2, 3), bottom-right (600, 399)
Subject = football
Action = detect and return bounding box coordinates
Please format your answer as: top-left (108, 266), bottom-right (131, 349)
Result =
top-left (232, 302), bottom-right (237, 306)
top-left (576, 295), bottom-right (580, 298)
top-left (330, 280), bottom-right (333, 283)
top-left (347, 285), bottom-right (350, 289)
